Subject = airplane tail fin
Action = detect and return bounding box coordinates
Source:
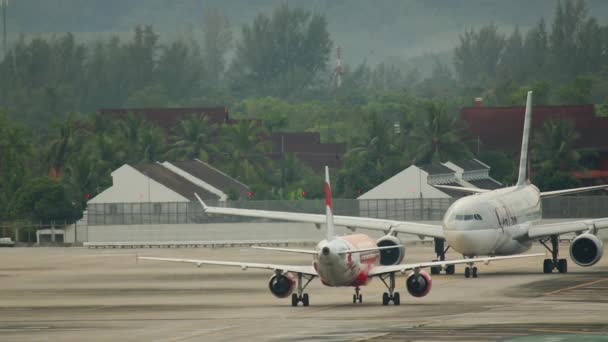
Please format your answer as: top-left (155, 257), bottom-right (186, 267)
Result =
top-left (517, 91), bottom-right (533, 186)
top-left (324, 166), bottom-right (335, 240)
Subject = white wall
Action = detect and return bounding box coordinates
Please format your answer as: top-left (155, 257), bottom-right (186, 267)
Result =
top-left (358, 166), bottom-right (450, 199)
top-left (89, 164), bottom-right (189, 204)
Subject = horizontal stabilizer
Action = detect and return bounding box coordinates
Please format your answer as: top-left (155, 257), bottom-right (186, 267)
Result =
top-left (251, 246), bottom-right (318, 254)
top-left (337, 245), bottom-right (403, 255)
top-left (433, 185), bottom-right (489, 194)
top-left (540, 184), bottom-right (608, 198)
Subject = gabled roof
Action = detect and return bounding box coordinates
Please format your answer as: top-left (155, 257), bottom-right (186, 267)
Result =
top-left (419, 163), bottom-right (455, 176)
top-left (452, 159), bottom-right (489, 172)
top-left (467, 178), bottom-right (502, 190)
top-left (131, 164), bottom-right (218, 201)
top-left (170, 160), bottom-right (250, 198)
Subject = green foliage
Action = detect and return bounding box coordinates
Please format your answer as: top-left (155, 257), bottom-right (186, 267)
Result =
top-left (228, 3), bottom-right (332, 98)
top-left (531, 119), bottom-right (582, 191)
top-left (556, 76), bottom-right (594, 104)
top-left (410, 102), bottom-right (472, 164)
top-left (11, 177), bottom-right (78, 222)
top-left (168, 115), bottom-right (216, 161)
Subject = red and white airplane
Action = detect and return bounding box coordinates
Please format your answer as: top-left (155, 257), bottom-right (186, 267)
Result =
top-left (139, 167), bottom-right (541, 306)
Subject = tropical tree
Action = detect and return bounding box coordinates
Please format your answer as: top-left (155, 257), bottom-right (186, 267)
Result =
top-left (532, 119), bottom-right (582, 190)
top-left (410, 102), bottom-right (472, 164)
top-left (46, 113), bottom-right (82, 179)
top-left (168, 115), bottom-right (216, 161)
top-left (220, 120), bottom-right (272, 185)
top-left (229, 3), bottom-right (332, 98)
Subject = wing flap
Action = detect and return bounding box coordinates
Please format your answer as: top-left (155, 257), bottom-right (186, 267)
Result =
top-left (138, 257), bottom-right (317, 276)
top-left (368, 253), bottom-right (544, 277)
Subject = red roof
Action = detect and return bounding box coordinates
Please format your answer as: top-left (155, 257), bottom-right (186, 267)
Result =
top-left (460, 105), bottom-right (608, 151)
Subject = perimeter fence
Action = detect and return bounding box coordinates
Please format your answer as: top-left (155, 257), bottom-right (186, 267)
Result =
top-left (85, 196), bottom-right (608, 226)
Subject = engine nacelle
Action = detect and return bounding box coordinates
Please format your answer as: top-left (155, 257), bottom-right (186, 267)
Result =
top-left (406, 271), bottom-right (432, 298)
top-left (570, 233), bottom-right (604, 267)
top-left (376, 235), bottom-right (405, 265)
top-left (268, 273), bottom-right (296, 298)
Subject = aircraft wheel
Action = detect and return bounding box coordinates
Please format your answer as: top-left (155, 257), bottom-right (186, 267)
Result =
top-left (558, 259), bottom-right (568, 273)
top-left (393, 292), bottom-right (400, 305)
top-left (291, 293), bottom-right (299, 307)
top-left (358, 294), bottom-right (363, 304)
top-left (464, 267), bottom-right (471, 278)
top-left (472, 267), bottom-right (478, 278)
top-left (430, 265), bottom-right (440, 275)
top-left (353, 294), bottom-right (357, 303)
top-left (543, 259), bottom-right (553, 274)
top-left (382, 292), bottom-right (390, 305)
top-left (302, 293), bottom-right (309, 307)
top-left (445, 264), bottom-right (455, 275)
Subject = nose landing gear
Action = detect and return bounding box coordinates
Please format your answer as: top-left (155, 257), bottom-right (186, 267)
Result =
top-left (353, 286), bottom-right (363, 304)
top-left (540, 235), bottom-right (568, 274)
top-left (464, 265), bottom-right (478, 278)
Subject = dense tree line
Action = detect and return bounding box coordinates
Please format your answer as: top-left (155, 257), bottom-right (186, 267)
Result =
top-left (0, 1), bottom-right (605, 222)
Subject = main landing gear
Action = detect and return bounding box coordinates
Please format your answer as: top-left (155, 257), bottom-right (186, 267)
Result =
top-left (353, 286), bottom-right (363, 304)
top-left (291, 273), bottom-right (314, 307)
top-left (540, 235), bottom-right (568, 274)
top-left (464, 263), bottom-right (478, 278)
top-left (379, 272), bottom-right (400, 305)
top-left (430, 238), bottom-right (455, 275)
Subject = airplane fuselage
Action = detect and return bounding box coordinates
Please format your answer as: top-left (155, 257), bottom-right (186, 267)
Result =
top-left (313, 234), bottom-right (380, 287)
top-left (443, 184), bottom-right (542, 257)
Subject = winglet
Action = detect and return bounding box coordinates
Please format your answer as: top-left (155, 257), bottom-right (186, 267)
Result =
top-left (194, 193), bottom-right (208, 211)
top-left (517, 91), bottom-right (533, 186)
top-left (325, 166), bottom-right (335, 240)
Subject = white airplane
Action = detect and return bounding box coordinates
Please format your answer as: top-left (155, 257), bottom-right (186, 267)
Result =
top-left (139, 167), bottom-right (542, 306)
top-left (192, 91), bottom-right (608, 279)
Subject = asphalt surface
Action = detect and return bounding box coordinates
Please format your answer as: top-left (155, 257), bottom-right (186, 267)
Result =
top-left (1, 244), bottom-right (607, 341)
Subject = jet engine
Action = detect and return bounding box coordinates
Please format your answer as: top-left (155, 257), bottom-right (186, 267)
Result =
top-left (268, 273), bottom-right (296, 298)
top-left (376, 235), bottom-right (405, 265)
top-left (406, 271), bottom-right (432, 297)
top-left (570, 233), bottom-right (604, 267)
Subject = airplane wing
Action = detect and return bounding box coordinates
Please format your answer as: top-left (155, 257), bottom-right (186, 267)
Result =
top-left (138, 256), bottom-right (317, 276)
top-left (368, 253), bottom-right (544, 277)
top-left (433, 185), bottom-right (489, 194)
top-left (196, 194), bottom-right (445, 239)
top-left (526, 218), bottom-right (608, 239)
top-left (540, 184), bottom-right (608, 198)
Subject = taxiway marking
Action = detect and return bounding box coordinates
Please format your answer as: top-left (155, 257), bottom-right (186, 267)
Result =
top-left (544, 277), bottom-right (608, 296)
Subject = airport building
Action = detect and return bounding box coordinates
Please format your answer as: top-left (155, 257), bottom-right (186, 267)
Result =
top-left (356, 159), bottom-right (502, 221)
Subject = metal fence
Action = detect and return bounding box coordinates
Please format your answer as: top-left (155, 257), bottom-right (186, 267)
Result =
top-left (86, 196), bottom-right (608, 226)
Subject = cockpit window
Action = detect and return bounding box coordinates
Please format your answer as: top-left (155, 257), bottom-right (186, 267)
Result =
top-left (455, 214), bottom-right (483, 221)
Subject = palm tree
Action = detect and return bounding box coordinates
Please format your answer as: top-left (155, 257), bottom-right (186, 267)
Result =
top-left (221, 120), bottom-right (272, 184)
top-left (532, 119), bottom-right (582, 190)
top-left (47, 113), bottom-right (82, 179)
top-left (139, 124), bottom-right (166, 163)
top-left (532, 119), bottom-right (581, 172)
top-left (410, 102), bottom-right (471, 164)
top-left (168, 115), bottom-right (216, 161)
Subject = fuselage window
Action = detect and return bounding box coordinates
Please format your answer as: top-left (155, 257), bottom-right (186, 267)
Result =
top-left (474, 214), bottom-right (483, 220)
